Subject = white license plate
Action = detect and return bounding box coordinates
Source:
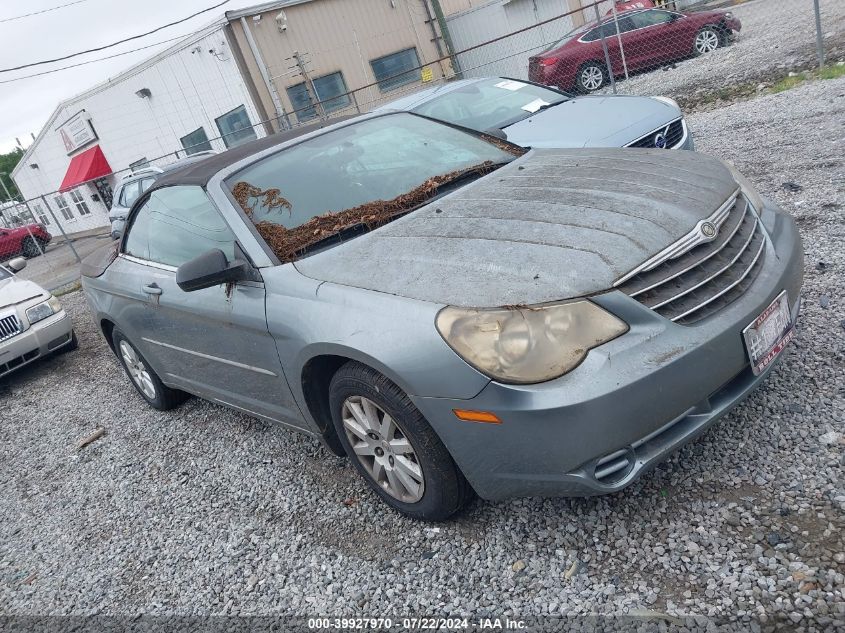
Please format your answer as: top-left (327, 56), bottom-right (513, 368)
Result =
top-left (742, 290), bottom-right (795, 376)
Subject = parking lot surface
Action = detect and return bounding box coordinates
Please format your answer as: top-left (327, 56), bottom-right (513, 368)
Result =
top-left (1, 78), bottom-right (843, 623)
top-left (10, 231), bottom-right (112, 292)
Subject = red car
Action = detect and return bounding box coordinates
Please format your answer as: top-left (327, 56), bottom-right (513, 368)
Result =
top-left (0, 223), bottom-right (52, 260)
top-left (529, 8), bottom-right (742, 93)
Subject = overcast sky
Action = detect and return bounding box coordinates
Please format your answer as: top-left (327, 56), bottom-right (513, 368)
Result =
top-left (0, 0), bottom-right (264, 155)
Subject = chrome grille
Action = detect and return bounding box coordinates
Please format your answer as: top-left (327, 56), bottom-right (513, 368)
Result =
top-left (627, 118), bottom-right (686, 149)
top-left (0, 312), bottom-right (23, 341)
top-left (616, 193), bottom-right (766, 325)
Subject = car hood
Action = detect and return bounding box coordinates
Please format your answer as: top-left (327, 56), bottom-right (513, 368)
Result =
top-left (294, 148), bottom-right (738, 307)
top-left (0, 277), bottom-right (47, 309)
top-left (503, 95), bottom-right (680, 148)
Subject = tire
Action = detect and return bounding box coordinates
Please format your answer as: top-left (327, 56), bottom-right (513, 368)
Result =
top-left (693, 26), bottom-right (722, 56)
top-left (575, 61), bottom-right (607, 93)
top-left (329, 361), bottom-right (474, 521)
top-left (21, 237), bottom-right (42, 258)
top-left (111, 328), bottom-right (188, 410)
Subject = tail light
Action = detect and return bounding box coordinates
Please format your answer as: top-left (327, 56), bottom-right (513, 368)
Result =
top-left (539, 58), bottom-right (557, 67)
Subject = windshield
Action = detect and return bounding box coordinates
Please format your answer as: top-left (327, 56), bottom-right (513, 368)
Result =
top-left (410, 79), bottom-right (568, 132)
top-left (0, 266), bottom-right (11, 280)
top-left (228, 113), bottom-right (523, 261)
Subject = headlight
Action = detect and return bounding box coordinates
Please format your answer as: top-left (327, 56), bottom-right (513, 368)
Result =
top-left (724, 161), bottom-right (765, 213)
top-left (652, 95), bottom-right (680, 110)
top-left (435, 300), bottom-right (628, 384)
top-left (26, 296), bottom-right (61, 325)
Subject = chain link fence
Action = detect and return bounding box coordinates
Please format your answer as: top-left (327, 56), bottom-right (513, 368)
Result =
top-left (2, 0), bottom-right (840, 292)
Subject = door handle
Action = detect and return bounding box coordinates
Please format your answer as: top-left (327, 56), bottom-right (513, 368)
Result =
top-left (142, 283), bottom-right (162, 296)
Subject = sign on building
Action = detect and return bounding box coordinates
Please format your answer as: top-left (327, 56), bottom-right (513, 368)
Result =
top-left (56, 110), bottom-right (98, 155)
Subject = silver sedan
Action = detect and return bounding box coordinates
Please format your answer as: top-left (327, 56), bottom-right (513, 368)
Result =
top-left (82, 112), bottom-right (802, 520)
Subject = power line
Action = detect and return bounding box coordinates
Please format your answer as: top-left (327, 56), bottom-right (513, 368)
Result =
top-left (0, 33), bottom-right (192, 85)
top-left (0, 0), bottom-right (231, 74)
top-left (0, 0), bottom-right (89, 24)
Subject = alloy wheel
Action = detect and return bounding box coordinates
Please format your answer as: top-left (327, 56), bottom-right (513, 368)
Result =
top-left (695, 30), bottom-right (720, 54)
top-left (341, 395), bottom-right (425, 503)
top-left (580, 66), bottom-right (604, 91)
top-left (119, 340), bottom-right (157, 400)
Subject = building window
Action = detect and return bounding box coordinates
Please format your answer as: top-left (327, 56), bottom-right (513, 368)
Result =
top-left (287, 72), bottom-right (352, 123)
top-left (54, 195), bottom-right (74, 221)
top-left (130, 157), bottom-right (150, 171)
top-left (33, 203), bottom-right (50, 225)
top-left (215, 105), bottom-right (257, 148)
top-left (370, 48), bottom-right (421, 92)
top-left (315, 72), bottom-right (352, 113)
top-left (180, 127), bottom-right (212, 155)
top-left (287, 83), bottom-right (318, 123)
top-left (68, 189), bottom-right (91, 216)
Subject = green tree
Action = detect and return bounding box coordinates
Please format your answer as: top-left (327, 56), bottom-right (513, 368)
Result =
top-left (0, 148), bottom-right (24, 202)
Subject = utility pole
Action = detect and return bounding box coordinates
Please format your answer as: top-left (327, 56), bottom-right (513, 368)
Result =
top-left (291, 51), bottom-right (326, 121)
top-left (430, 0), bottom-right (462, 78)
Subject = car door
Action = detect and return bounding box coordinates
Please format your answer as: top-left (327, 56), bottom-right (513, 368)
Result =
top-left (631, 10), bottom-right (690, 65)
top-left (590, 16), bottom-right (636, 76)
top-left (115, 185), bottom-right (304, 426)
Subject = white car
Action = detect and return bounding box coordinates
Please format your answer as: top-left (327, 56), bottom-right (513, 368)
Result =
top-left (0, 257), bottom-right (76, 377)
top-left (109, 151), bottom-right (218, 240)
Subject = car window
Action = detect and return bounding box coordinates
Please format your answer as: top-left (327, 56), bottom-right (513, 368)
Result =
top-left (227, 113), bottom-right (517, 229)
top-left (630, 10), bottom-right (673, 28)
top-left (118, 181), bottom-right (141, 208)
top-left (583, 17), bottom-right (635, 40)
top-left (124, 186), bottom-right (236, 267)
top-left (140, 177), bottom-right (157, 193)
top-left (0, 266), bottom-right (11, 280)
top-left (411, 79), bottom-right (568, 131)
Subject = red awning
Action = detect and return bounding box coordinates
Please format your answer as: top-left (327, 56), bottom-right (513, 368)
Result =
top-left (59, 145), bottom-right (113, 192)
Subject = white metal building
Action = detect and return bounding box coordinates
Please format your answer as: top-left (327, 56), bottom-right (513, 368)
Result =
top-left (11, 19), bottom-right (266, 237)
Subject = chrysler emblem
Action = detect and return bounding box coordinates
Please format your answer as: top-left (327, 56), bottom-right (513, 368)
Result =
top-left (653, 133), bottom-right (667, 149)
top-left (700, 221), bottom-right (717, 238)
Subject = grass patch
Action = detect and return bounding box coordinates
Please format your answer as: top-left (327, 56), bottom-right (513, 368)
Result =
top-left (771, 64), bottom-right (845, 93)
top-left (54, 280), bottom-right (81, 297)
top-left (680, 63), bottom-right (845, 110)
top-left (819, 64), bottom-right (845, 80)
top-left (770, 74), bottom-right (808, 93)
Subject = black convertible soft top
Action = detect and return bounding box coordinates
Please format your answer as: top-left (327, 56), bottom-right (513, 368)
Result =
top-left (152, 116), bottom-right (356, 189)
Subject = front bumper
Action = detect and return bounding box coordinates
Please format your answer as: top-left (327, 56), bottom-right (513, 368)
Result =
top-left (0, 311), bottom-right (74, 378)
top-left (411, 200), bottom-right (803, 501)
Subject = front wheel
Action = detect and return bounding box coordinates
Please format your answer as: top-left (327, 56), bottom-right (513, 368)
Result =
top-left (329, 361), bottom-right (474, 521)
top-left (576, 62), bottom-right (607, 93)
top-left (21, 237), bottom-right (42, 258)
top-left (693, 26), bottom-right (723, 55)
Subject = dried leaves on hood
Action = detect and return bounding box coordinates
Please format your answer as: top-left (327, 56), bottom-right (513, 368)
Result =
top-left (232, 159), bottom-right (517, 263)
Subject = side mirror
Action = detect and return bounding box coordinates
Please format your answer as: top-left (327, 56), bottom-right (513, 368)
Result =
top-left (176, 248), bottom-right (250, 292)
top-left (7, 257), bottom-right (26, 273)
top-left (669, 13), bottom-right (680, 21)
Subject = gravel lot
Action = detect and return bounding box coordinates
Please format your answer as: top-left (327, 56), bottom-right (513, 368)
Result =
top-left (1, 78), bottom-right (843, 625)
top-left (599, 0), bottom-right (845, 103)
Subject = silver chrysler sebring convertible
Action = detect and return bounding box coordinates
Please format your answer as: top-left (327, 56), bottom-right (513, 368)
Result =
top-left (82, 112), bottom-right (802, 520)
